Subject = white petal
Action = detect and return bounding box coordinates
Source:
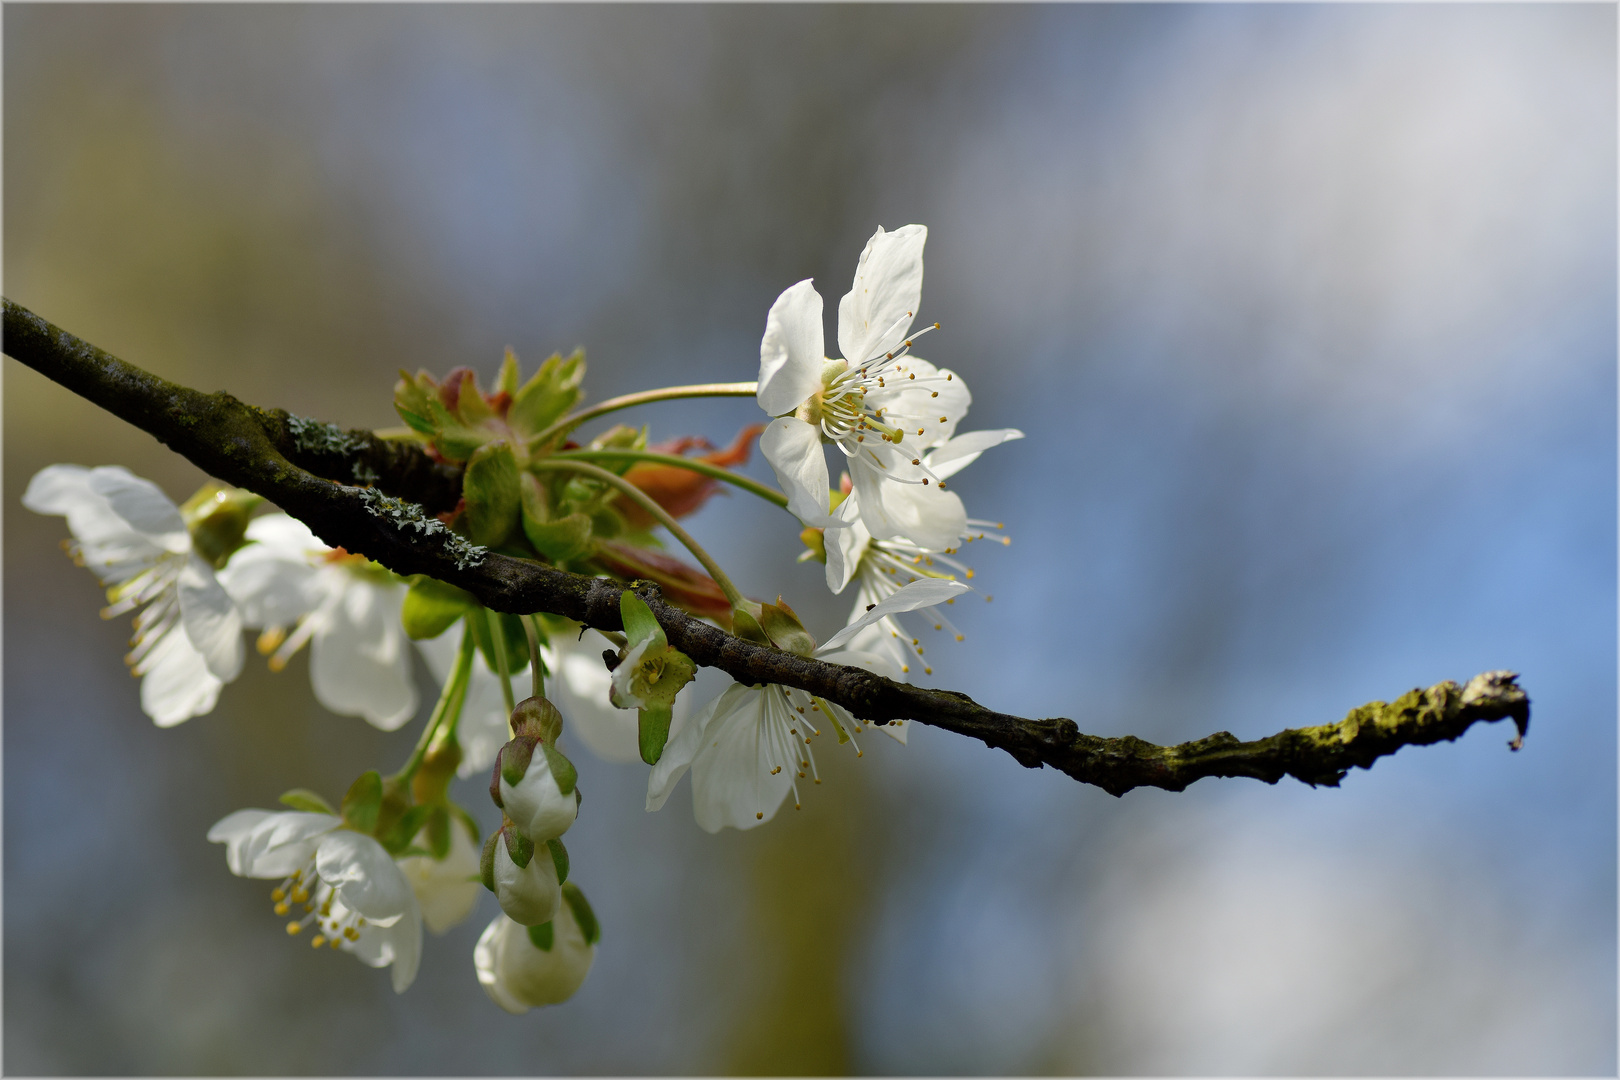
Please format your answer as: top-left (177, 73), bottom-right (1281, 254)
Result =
top-left (818, 577), bottom-right (971, 653)
top-left (475, 916), bottom-right (533, 1015)
top-left (926, 428), bottom-right (1025, 480)
top-left (690, 686), bottom-right (795, 833)
top-left (494, 839), bottom-right (562, 926)
top-left (646, 680), bottom-right (748, 811)
top-left (310, 573), bottom-right (417, 730)
top-left (500, 752), bottom-right (578, 842)
top-left (242, 512), bottom-right (322, 551)
top-left (849, 459), bottom-right (968, 551)
top-left (177, 556), bottom-right (244, 681)
top-left (316, 830), bottom-right (415, 923)
top-left (823, 494), bottom-right (870, 594)
top-left (862, 356), bottom-right (971, 451)
top-left (756, 279), bottom-right (827, 417)
top-left (236, 811), bottom-right (341, 878)
top-left (761, 417), bottom-right (835, 527)
top-left (395, 817), bottom-right (482, 935)
top-left (87, 466), bottom-right (188, 544)
top-left (138, 626), bottom-right (225, 727)
top-left (837, 224), bottom-right (926, 364)
top-left (550, 632), bottom-right (640, 765)
top-left (345, 899), bottom-right (423, 993)
top-left (22, 465), bottom-right (94, 515)
top-left (816, 643), bottom-right (911, 744)
top-left (208, 809), bottom-right (273, 875)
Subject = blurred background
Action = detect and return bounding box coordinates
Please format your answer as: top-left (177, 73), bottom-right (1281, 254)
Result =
top-left (4, 5), bottom-right (1614, 1074)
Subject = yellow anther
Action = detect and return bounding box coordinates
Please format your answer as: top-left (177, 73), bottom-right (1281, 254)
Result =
top-left (273, 902), bottom-right (290, 916)
top-left (290, 869), bottom-right (302, 881)
top-left (756, 812), bottom-right (764, 820)
top-left (310, 935), bottom-right (327, 949)
top-left (271, 888), bottom-right (286, 902)
top-left (771, 766), bottom-right (781, 775)
top-left (290, 887), bottom-right (309, 904)
top-left (330, 937), bottom-right (343, 950)
top-left (931, 391), bottom-right (939, 398)
top-left (344, 927), bottom-right (361, 941)
top-left (966, 569), bottom-right (975, 579)
top-left (909, 372), bottom-right (916, 379)
top-left (939, 416), bottom-right (947, 423)
top-left (857, 751), bottom-right (864, 758)
top-left (286, 922), bottom-right (303, 935)
top-left (955, 634), bottom-right (965, 642)
top-left (924, 667), bottom-right (932, 675)
top-left (795, 803), bottom-right (802, 810)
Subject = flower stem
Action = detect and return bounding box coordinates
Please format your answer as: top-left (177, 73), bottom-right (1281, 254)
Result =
top-left (485, 607), bottom-right (517, 717)
top-left (527, 382), bottom-right (758, 450)
top-left (521, 614), bottom-right (546, 700)
top-left (530, 458), bottom-right (747, 608)
top-left (394, 624), bottom-right (476, 782)
top-left (553, 448), bottom-right (789, 510)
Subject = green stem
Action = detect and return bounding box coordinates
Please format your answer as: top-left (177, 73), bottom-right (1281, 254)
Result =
top-left (530, 458), bottom-right (746, 608)
top-left (528, 381), bottom-right (758, 450)
top-left (394, 625), bottom-right (477, 782)
top-left (554, 448), bottom-right (788, 510)
top-left (485, 607), bottom-right (517, 717)
top-left (521, 614), bottom-right (546, 699)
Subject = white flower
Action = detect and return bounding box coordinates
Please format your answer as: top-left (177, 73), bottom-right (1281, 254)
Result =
top-left (23, 465), bottom-right (244, 726)
top-left (499, 749), bottom-right (578, 843)
top-left (492, 834), bottom-right (562, 926)
top-left (217, 514), bottom-right (416, 730)
top-left (395, 814), bottom-right (482, 935)
top-left (207, 809), bottom-right (422, 992)
top-left (757, 225), bottom-right (974, 551)
top-left (823, 429), bottom-right (1023, 690)
top-left (646, 578), bottom-right (967, 832)
top-left (474, 887), bottom-right (598, 1013)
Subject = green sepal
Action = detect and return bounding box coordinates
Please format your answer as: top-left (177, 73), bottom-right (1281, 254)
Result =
top-left (730, 602), bottom-right (771, 646)
top-left (542, 743), bottom-right (578, 796)
top-left (798, 526), bottom-right (828, 565)
top-left (452, 369), bottom-right (495, 426)
top-left (760, 598), bottom-right (816, 657)
top-left (561, 881), bottom-right (600, 946)
top-left (426, 805), bottom-right (452, 860)
top-left (527, 921), bottom-right (556, 951)
top-left (500, 738), bottom-right (537, 789)
top-left (509, 350), bottom-right (586, 445)
top-left (619, 590), bottom-right (666, 649)
top-left (468, 607), bottom-right (530, 677)
top-left (279, 788), bottom-right (336, 815)
top-left (547, 837), bottom-right (569, 885)
top-left (639, 703), bottom-right (673, 766)
top-left (340, 771), bottom-right (384, 834)
top-left (510, 696), bottom-right (564, 742)
top-left (401, 576), bottom-right (475, 640)
top-left (393, 371), bottom-right (438, 435)
top-left (423, 396), bottom-right (488, 463)
top-left (502, 824), bottom-right (535, 870)
top-left (463, 439), bottom-right (522, 548)
top-left (479, 830), bottom-right (499, 892)
top-left (521, 473), bottom-right (595, 563)
top-left (496, 347), bottom-right (522, 398)
top-left (379, 803), bottom-right (434, 856)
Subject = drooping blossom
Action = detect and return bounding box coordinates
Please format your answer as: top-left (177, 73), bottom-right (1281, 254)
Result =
top-left (217, 514), bottom-right (416, 730)
top-left (23, 465), bottom-right (245, 726)
top-left (208, 809), bottom-right (422, 992)
top-left (474, 883), bottom-right (599, 1013)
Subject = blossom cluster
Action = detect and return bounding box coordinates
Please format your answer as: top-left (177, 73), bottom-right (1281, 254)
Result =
top-left (27, 225), bottom-right (1018, 1010)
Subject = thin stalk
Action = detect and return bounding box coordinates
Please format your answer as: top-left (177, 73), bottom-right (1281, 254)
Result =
top-left (528, 382), bottom-right (758, 450)
top-left (530, 457), bottom-right (746, 608)
top-left (554, 448), bottom-right (788, 510)
top-left (485, 607), bottom-right (517, 717)
top-left (393, 624), bottom-right (476, 782)
top-left (521, 614), bottom-right (545, 700)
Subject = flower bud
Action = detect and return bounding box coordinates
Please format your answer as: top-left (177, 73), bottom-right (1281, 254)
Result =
top-left (411, 738), bottom-right (463, 806)
top-left (496, 739), bottom-right (578, 843)
top-left (492, 824), bottom-right (561, 926)
top-left (509, 696), bottom-right (564, 743)
top-left (179, 482), bottom-right (262, 569)
top-left (474, 882), bottom-right (599, 1013)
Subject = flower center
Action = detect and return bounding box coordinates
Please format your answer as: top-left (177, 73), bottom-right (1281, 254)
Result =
top-left (269, 861), bottom-right (368, 952)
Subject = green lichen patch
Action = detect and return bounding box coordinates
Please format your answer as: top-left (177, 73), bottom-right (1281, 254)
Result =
top-left (356, 488), bottom-right (487, 570)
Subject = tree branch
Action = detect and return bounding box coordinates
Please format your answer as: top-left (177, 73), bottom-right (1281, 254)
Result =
top-left (2, 298), bottom-right (1530, 795)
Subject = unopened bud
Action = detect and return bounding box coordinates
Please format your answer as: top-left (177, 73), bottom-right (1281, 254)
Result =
top-left (493, 823), bottom-right (561, 926)
top-left (510, 696), bottom-right (564, 743)
top-left (180, 483), bottom-right (262, 569)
